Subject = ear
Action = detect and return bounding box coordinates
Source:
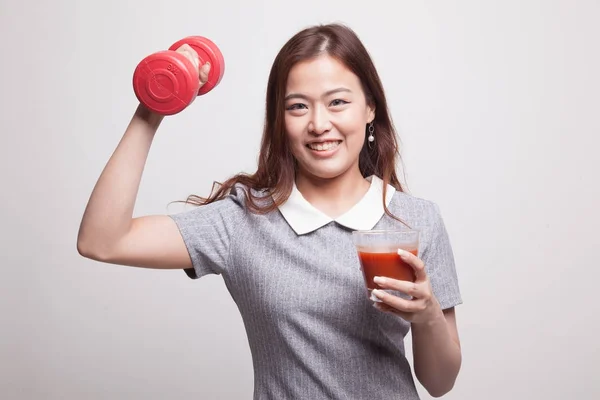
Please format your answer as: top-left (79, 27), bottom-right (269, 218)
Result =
top-left (366, 104), bottom-right (375, 123)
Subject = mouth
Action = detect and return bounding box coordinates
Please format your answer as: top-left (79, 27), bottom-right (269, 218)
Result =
top-left (306, 140), bottom-right (342, 152)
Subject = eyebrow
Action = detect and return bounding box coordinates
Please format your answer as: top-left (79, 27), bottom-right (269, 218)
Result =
top-left (284, 87), bottom-right (352, 101)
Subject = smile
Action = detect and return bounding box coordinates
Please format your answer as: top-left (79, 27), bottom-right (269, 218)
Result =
top-left (306, 141), bottom-right (342, 151)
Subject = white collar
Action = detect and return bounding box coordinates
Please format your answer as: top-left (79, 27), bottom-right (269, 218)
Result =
top-left (277, 175), bottom-right (396, 235)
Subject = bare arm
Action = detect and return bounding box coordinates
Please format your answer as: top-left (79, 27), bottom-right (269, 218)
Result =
top-left (77, 45), bottom-right (210, 269)
top-left (411, 307), bottom-right (462, 397)
top-left (76, 105), bottom-right (191, 269)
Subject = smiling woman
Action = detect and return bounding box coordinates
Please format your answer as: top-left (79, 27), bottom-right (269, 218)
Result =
top-left (77, 23), bottom-right (463, 399)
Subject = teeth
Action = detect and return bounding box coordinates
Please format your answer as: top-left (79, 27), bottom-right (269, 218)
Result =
top-left (307, 141), bottom-right (340, 151)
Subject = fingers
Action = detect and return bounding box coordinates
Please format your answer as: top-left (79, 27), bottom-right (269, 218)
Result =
top-left (397, 248), bottom-right (427, 282)
top-left (372, 288), bottom-right (427, 313)
top-left (199, 62), bottom-right (211, 84)
top-left (373, 276), bottom-right (427, 299)
top-left (176, 44), bottom-right (199, 71)
top-left (175, 44), bottom-right (211, 85)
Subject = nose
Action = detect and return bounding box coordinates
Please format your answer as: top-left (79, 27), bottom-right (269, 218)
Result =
top-left (308, 105), bottom-right (332, 135)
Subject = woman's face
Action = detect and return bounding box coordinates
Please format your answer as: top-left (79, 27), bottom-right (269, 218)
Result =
top-left (284, 55), bottom-right (375, 181)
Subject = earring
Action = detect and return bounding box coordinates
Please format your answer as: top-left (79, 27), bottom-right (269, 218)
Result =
top-left (367, 122), bottom-right (375, 149)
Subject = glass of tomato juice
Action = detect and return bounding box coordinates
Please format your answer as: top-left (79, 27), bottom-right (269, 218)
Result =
top-left (352, 229), bottom-right (420, 302)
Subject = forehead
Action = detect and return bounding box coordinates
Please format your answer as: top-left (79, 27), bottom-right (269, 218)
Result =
top-left (285, 54), bottom-right (362, 94)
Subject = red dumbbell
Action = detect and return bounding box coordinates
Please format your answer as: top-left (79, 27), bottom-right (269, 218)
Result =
top-left (132, 36), bottom-right (225, 115)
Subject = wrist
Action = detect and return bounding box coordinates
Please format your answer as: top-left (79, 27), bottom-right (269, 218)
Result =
top-left (134, 103), bottom-right (164, 128)
top-left (412, 300), bottom-right (445, 329)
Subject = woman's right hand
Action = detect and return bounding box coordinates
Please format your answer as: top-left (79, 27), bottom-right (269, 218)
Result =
top-left (174, 44), bottom-right (212, 87)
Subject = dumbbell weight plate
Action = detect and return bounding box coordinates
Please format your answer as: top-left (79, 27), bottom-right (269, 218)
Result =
top-left (133, 50), bottom-right (200, 115)
top-left (168, 36), bottom-right (225, 96)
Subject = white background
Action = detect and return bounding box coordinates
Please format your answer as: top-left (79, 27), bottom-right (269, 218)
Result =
top-left (1, 0), bottom-right (599, 398)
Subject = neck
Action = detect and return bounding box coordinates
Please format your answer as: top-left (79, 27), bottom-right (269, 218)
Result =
top-left (295, 167), bottom-right (370, 219)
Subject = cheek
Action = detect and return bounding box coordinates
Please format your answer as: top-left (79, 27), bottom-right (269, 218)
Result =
top-left (338, 114), bottom-right (366, 141)
top-left (284, 118), bottom-right (305, 147)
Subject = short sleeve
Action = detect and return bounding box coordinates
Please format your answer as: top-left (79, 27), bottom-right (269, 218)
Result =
top-left (421, 202), bottom-right (463, 310)
top-left (169, 188), bottom-right (247, 279)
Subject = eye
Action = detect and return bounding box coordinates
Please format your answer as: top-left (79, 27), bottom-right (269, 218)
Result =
top-left (286, 103), bottom-right (307, 110)
top-left (330, 99), bottom-right (349, 107)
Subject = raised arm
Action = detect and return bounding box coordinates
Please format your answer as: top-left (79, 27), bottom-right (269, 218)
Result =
top-left (77, 46), bottom-right (210, 270)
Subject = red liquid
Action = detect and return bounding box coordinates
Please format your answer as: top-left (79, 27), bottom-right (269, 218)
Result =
top-left (358, 249), bottom-right (418, 293)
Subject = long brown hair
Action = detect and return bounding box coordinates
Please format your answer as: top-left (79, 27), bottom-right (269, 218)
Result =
top-left (185, 23), bottom-right (406, 221)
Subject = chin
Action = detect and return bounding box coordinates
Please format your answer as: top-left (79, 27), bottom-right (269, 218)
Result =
top-left (298, 162), bottom-right (354, 181)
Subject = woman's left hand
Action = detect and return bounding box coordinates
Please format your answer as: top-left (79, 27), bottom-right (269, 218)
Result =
top-left (372, 249), bottom-right (443, 324)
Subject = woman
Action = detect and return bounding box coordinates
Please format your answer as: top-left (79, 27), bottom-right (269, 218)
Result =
top-left (78, 23), bottom-right (462, 399)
